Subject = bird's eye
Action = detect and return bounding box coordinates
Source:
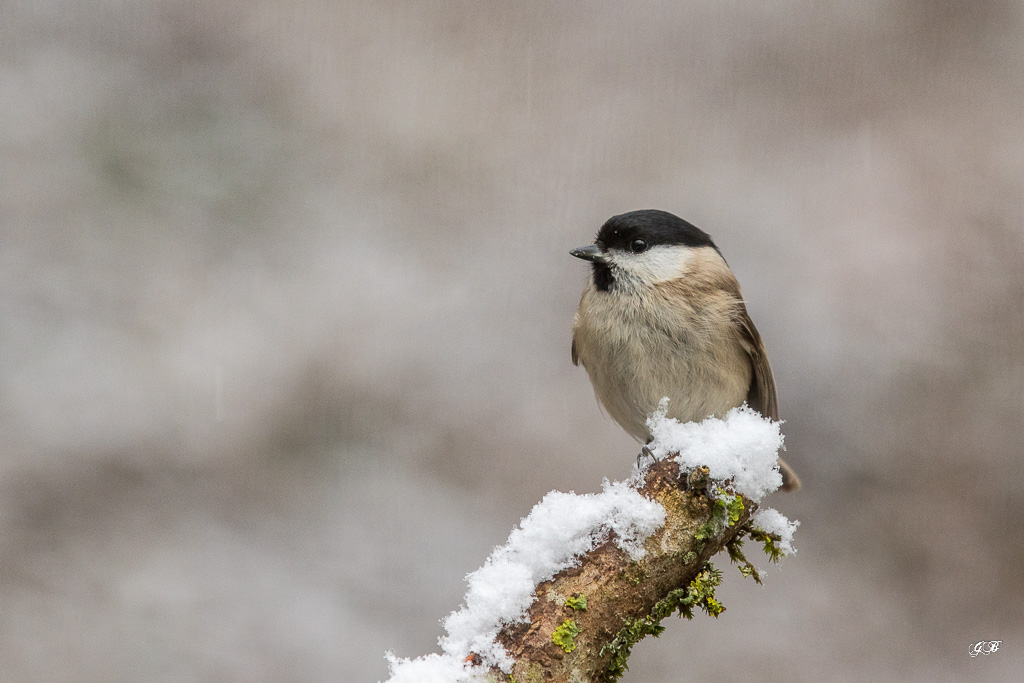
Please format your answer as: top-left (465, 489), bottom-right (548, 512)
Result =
top-left (630, 239), bottom-right (648, 253)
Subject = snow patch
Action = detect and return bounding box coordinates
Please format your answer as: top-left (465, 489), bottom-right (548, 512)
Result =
top-left (645, 399), bottom-right (785, 502)
top-left (752, 507), bottom-right (800, 556)
top-left (383, 652), bottom-right (486, 683)
top-left (383, 479), bottom-right (665, 680)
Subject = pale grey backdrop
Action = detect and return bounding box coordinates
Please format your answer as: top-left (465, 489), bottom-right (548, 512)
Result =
top-left (2, 2), bottom-right (1022, 681)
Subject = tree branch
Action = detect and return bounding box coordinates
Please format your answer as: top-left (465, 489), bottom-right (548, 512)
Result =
top-left (486, 458), bottom-right (763, 682)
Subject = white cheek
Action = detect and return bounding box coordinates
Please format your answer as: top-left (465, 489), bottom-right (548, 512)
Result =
top-left (611, 246), bottom-right (692, 285)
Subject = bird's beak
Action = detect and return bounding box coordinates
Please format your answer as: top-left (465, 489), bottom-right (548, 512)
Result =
top-left (570, 244), bottom-right (608, 263)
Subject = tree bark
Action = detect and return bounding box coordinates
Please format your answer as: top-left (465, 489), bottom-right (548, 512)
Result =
top-left (487, 458), bottom-right (758, 683)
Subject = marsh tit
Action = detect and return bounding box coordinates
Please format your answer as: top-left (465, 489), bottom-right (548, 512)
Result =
top-left (571, 210), bottom-right (801, 491)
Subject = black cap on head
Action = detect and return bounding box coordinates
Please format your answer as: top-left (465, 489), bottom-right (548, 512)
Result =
top-left (595, 210), bottom-right (717, 253)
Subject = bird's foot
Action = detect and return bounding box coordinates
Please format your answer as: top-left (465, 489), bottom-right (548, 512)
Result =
top-left (636, 444), bottom-right (657, 468)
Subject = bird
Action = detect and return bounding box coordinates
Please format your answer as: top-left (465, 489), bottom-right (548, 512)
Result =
top-left (570, 209), bottom-right (800, 491)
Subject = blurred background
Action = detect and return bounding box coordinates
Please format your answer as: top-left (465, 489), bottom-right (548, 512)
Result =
top-left (2, 1), bottom-right (1022, 681)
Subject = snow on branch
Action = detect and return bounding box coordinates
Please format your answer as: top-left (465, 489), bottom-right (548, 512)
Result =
top-left (383, 407), bottom-right (798, 683)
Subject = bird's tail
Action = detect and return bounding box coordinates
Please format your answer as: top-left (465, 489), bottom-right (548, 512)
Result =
top-left (778, 457), bottom-right (801, 492)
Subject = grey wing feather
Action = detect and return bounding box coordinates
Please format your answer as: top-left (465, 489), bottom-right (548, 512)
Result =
top-left (738, 305), bottom-right (801, 491)
top-left (736, 305), bottom-right (778, 421)
top-left (571, 310), bottom-right (581, 366)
